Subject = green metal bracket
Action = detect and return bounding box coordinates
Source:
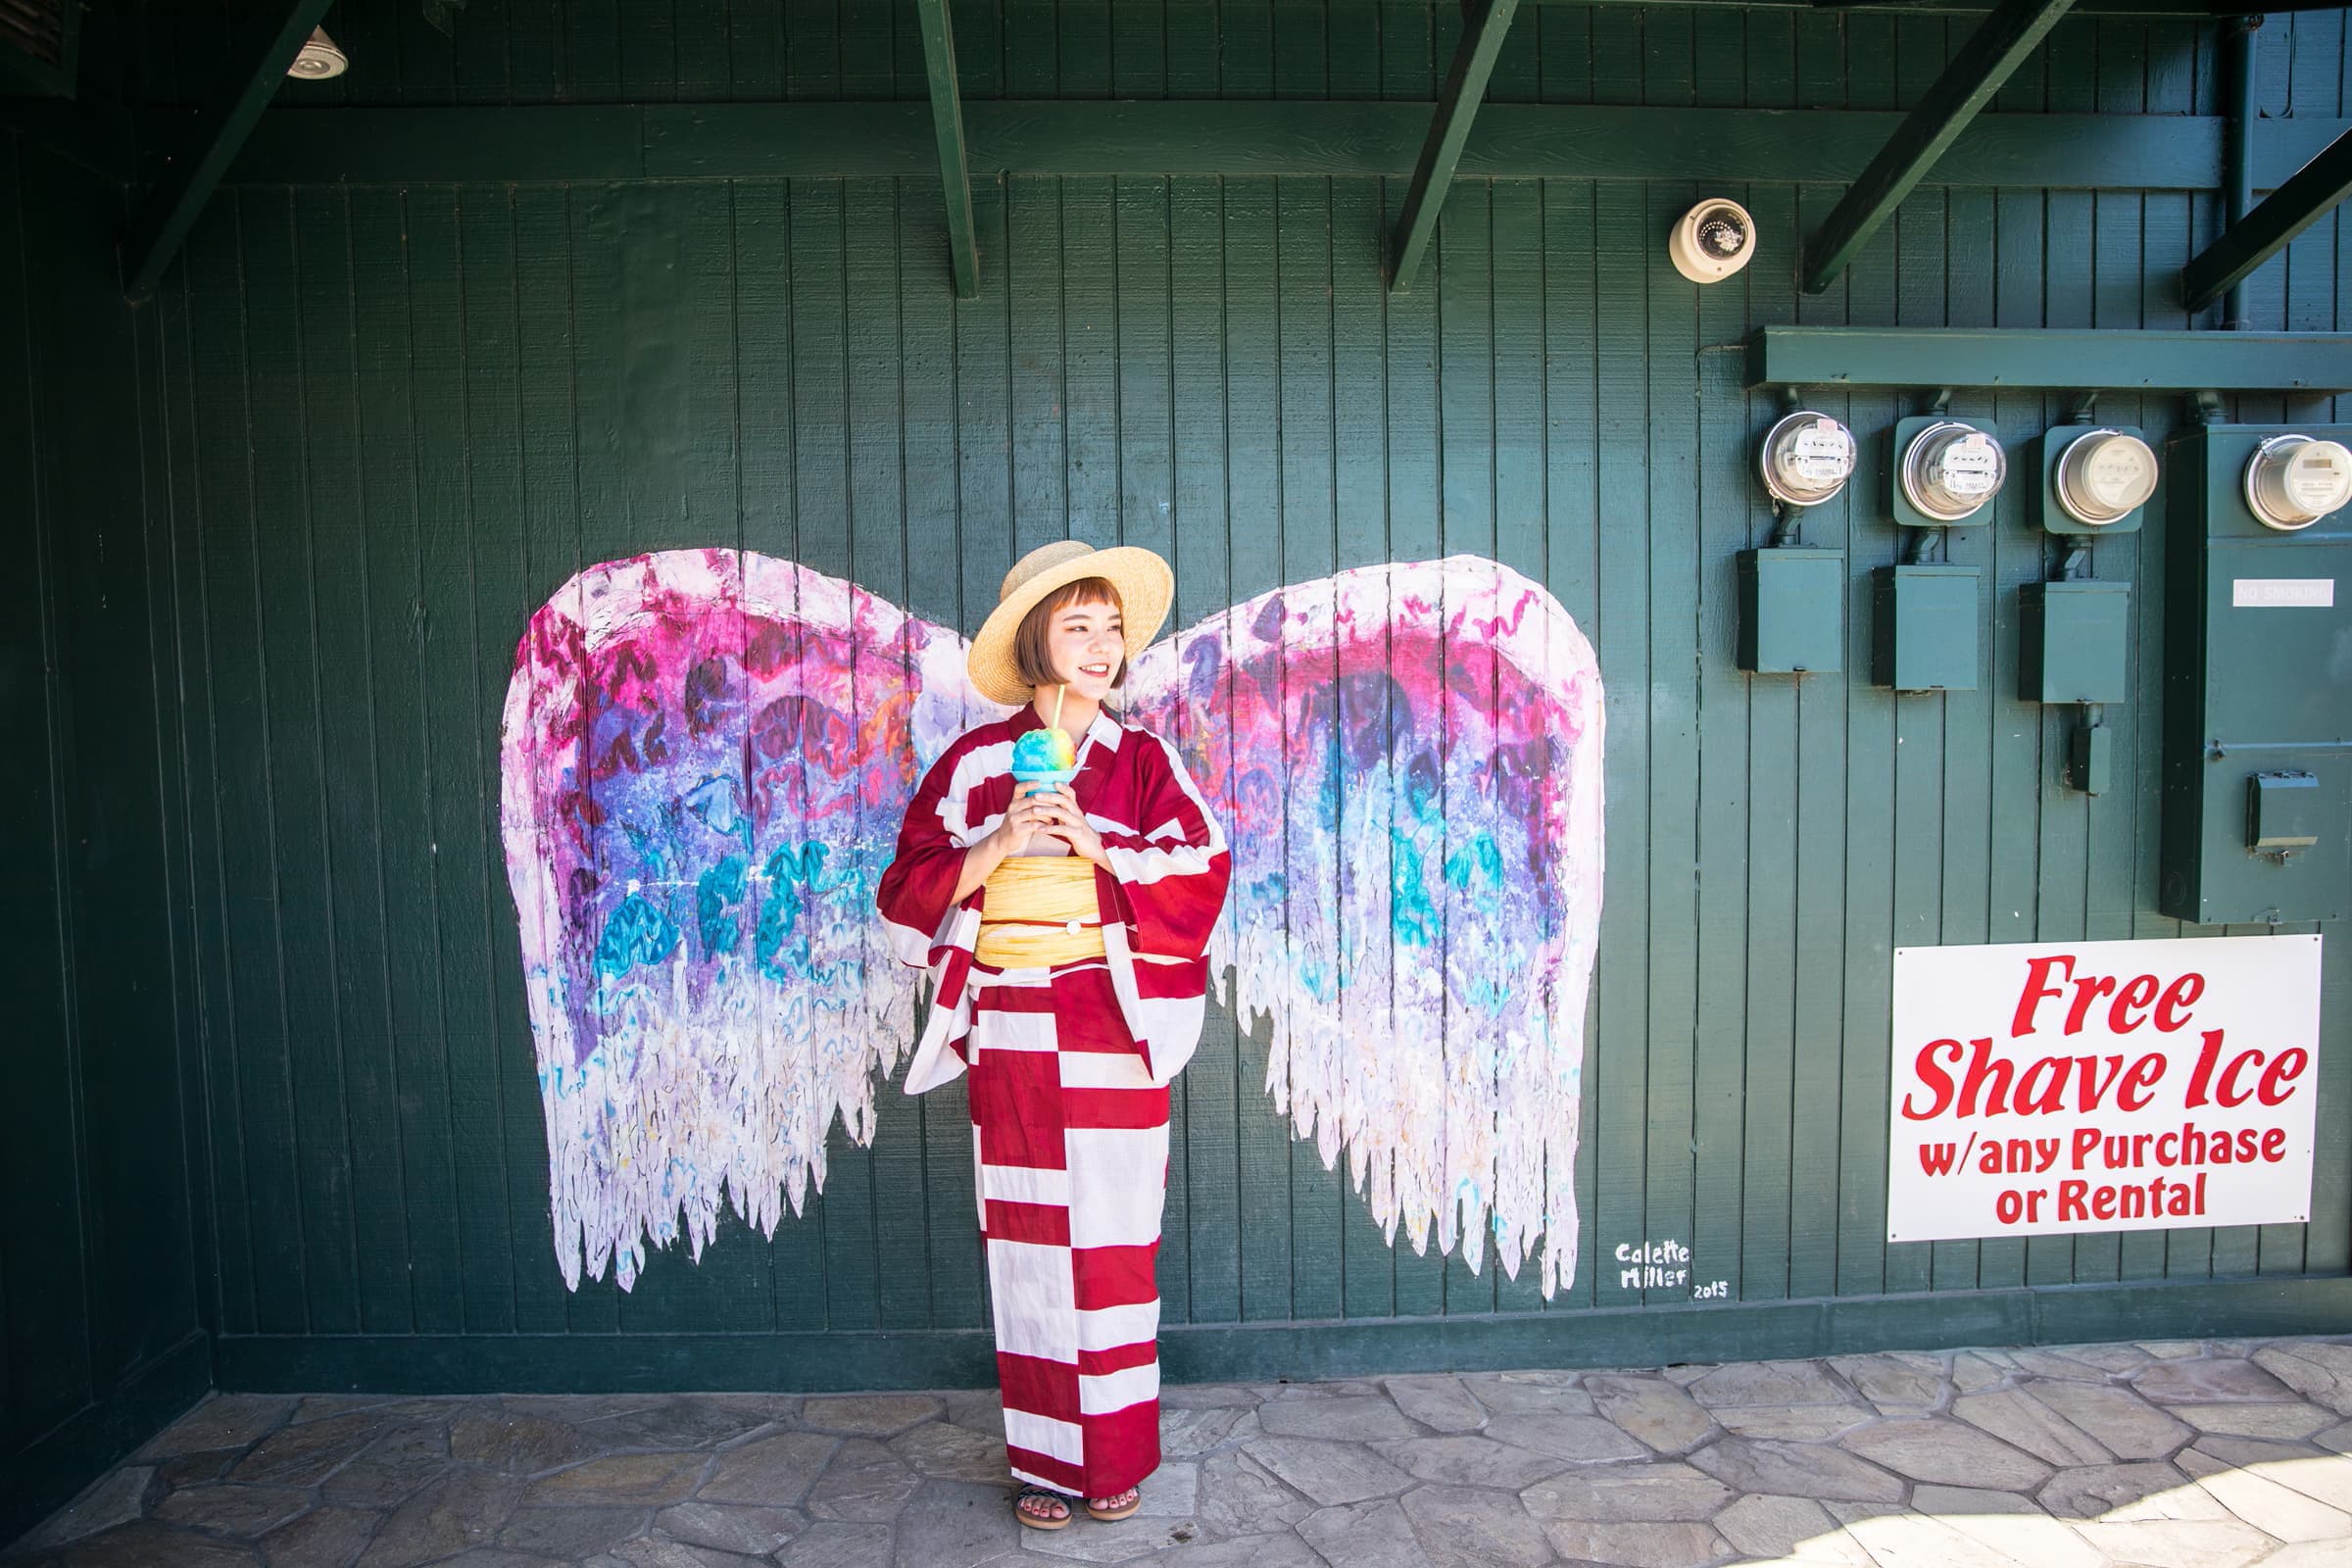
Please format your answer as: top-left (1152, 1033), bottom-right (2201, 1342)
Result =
top-left (913, 0), bottom-right (979, 300)
top-left (1389, 0), bottom-right (1521, 294)
top-left (2180, 127), bottom-right (2352, 316)
top-left (1745, 327), bottom-right (2352, 394)
top-left (122, 0), bottom-right (335, 303)
top-left (1801, 0), bottom-right (2078, 294)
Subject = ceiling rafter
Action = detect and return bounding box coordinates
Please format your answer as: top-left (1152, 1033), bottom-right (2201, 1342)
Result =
top-left (1800, 0), bottom-right (2078, 296)
top-left (122, 0), bottom-right (333, 302)
top-left (914, 0), bottom-right (979, 300)
top-left (1389, 0), bottom-right (1521, 295)
top-left (2181, 127), bottom-right (2352, 316)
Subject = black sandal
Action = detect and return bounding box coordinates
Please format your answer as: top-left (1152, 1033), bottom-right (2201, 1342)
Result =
top-left (1014, 1483), bottom-right (1074, 1531)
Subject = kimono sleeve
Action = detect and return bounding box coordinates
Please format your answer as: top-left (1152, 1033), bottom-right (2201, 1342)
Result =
top-left (875, 744), bottom-right (979, 970)
top-left (1097, 732), bottom-right (1231, 960)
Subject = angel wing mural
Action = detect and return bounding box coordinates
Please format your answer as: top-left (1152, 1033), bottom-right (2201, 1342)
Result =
top-left (500, 550), bottom-right (1603, 1297)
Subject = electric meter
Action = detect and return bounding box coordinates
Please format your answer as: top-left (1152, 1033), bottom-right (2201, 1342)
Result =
top-left (1758, 411), bottom-right (1857, 507)
top-left (2052, 428), bottom-right (2159, 527)
top-left (1898, 420), bottom-right (2006, 523)
top-left (2243, 433), bottom-right (2352, 531)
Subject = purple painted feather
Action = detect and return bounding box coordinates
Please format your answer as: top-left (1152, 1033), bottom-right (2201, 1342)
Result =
top-left (501, 551), bottom-right (1602, 1296)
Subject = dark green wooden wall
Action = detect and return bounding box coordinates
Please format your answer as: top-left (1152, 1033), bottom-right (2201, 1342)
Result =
top-left (0, 115), bottom-right (215, 1546)
top-left (117, 1), bottom-right (2352, 1398)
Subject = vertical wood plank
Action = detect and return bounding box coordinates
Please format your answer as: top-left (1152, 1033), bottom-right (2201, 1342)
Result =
top-left (183, 191), bottom-right (279, 1338)
top-left (562, 181), bottom-right (629, 1330)
top-left (1277, 172), bottom-right (1343, 1322)
top-left (1640, 178), bottom-right (1702, 1308)
top-left (1168, 172), bottom-right (1242, 1326)
top-left (1333, 172), bottom-right (1396, 1321)
top-left (1491, 175), bottom-right (1549, 1315)
top-left (1934, 185), bottom-right (1996, 1296)
top-left (1541, 177), bottom-right (1603, 1310)
top-left (1222, 175), bottom-right (1293, 1321)
top-left (1590, 179), bottom-right (1650, 1312)
top-left (1062, 176), bottom-right (1119, 542)
top-left (294, 185), bottom-right (416, 1334)
top-left (506, 182), bottom-right (583, 1330)
top-left (0, 139), bottom-right (95, 1425)
top-left (241, 186), bottom-right (365, 1334)
top-left (1006, 176), bottom-right (1066, 556)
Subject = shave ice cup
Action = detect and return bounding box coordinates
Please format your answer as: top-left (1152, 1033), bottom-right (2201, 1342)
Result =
top-left (1010, 726), bottom-right (1079, 796)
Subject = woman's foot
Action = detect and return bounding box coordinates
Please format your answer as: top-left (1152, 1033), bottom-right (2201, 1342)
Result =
top-left (1085, 1486), bottom-right (1142, 1522)
top-left (1014, 1485), bottom-right (1073, 1530)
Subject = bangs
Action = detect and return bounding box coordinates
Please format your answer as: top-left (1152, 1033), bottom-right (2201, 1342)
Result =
top-left (1040, 576), bottom-right (1124, 617)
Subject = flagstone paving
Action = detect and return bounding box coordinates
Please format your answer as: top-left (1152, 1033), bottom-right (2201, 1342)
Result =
top-left (8, 1337), bottom-right (2348, 1566)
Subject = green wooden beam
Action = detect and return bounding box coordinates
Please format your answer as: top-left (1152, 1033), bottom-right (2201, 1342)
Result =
top-left (208, 1273), bottom-right (2352, 1396)
top-left (913, 0), bottom-right (979, 299)
top-left (1533, 0), bottom-right (2313, 11)
top-left (1745, 326), bottom-right (2352, 393)
top-left (1801, 0), bottom-right (2078, 295)
top-left (2180, 127), bottom-right (2352, 316)
top-left (216, 103), bottom-right (2347, 194)
top-left (121, 0), bottom-right (334, 302)
top-left (1388, 0), bottom-right (1521, 293)
top-left (1531, 0), bottom-right (2339, 14)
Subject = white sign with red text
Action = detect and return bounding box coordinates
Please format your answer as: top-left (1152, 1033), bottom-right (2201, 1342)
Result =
top-left (1887, 935), bottom-right (2322, 1243)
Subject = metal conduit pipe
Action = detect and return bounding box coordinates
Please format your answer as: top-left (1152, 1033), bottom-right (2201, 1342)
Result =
top-left (2221, 14), bottom-right (2264, 328)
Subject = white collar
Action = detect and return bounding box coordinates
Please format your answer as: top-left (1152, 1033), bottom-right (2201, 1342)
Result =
top-left (1024, 701), bottom-right (1123, 754)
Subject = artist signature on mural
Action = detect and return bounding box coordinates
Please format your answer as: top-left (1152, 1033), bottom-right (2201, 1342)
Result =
top-left (1613, 1239), bottom-right (1729, 1299)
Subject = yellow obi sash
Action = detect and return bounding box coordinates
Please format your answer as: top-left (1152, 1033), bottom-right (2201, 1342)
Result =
top-left (976, 855), bottom-right (1106, 967)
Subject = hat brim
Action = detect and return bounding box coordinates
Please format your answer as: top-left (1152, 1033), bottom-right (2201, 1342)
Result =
top-left (967, 546), bottom-right (1174, 708)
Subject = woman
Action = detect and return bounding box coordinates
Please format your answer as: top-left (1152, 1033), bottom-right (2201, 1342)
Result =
top-left (874, 540), bottom-right (1232, 1531)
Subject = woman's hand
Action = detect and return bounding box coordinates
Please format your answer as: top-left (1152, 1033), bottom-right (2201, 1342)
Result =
top-left (1029, 786), bottom-right (1107, 867)
top-left (987, 787), bottom-right (1055, 858)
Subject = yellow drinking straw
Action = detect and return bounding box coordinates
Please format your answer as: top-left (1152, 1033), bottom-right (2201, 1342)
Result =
top-left (1050, 681), bottom-right (1067, 734)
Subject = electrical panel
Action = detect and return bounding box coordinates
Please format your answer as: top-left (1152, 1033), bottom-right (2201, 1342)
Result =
top-left (2021, 580), bottom-right (2130, 706)
top-left (2160, 423), bottom-right (2352, 924)
top-left (1872, 564), bottom-right (1980, 692)
top-left (1737, 548), bottom-right (1844, 674)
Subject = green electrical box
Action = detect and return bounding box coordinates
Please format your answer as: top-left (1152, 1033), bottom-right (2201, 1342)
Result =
top-left (2020, 580), bottom-right (2131, 705)
top-left (2159, 423), bottom-right (2352, 923)
top-left (1872, 564), bottom-right (1980, 691)
top-left (1737, 548), bottom-right (1844, 674)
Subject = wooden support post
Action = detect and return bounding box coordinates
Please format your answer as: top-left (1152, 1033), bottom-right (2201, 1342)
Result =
top-left (2181, 127), bottom-right (2352, 316)
top-left (1801, 0), bottom-right (2077, 295)
top-left (915, 0), bottom-right (980, 299)
top-left (1388, 0), bottom-right (1521, 294)
top-left (122, 0), bottom-right (334, 302)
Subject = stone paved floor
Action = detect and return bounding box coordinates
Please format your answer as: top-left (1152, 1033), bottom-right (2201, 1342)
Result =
top-left (8, 1337), bottom-right (2351, 1567)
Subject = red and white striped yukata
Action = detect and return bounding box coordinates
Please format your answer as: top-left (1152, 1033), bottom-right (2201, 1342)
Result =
top-left (876, 698), bottom-right (1232, 1500)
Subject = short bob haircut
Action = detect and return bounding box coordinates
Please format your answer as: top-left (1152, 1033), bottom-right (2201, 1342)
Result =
top-left (1012, 575), bottom-right (1127, 695)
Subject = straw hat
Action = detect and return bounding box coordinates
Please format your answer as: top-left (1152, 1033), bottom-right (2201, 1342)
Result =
top-left (967, 540), bottom-right (1174, 708)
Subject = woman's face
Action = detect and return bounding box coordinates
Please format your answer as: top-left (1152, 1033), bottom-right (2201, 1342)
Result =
top-left (1045, 597), bottom-right (1124, 703)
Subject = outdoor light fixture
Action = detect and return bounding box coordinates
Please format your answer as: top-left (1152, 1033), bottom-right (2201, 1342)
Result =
top-left (1669, 199), bottom-right (1756, 284)
top-left (2042, 425), bottom-right (2159, 533)
top-left (289, 26), bottom-right (348, 78)
top-left (2243, 433), bottom-right (2352, 531)
top-left (1897, 419), bottom-right (2006, 523)
top-left (1757, 411), bottom-right (1857, 508)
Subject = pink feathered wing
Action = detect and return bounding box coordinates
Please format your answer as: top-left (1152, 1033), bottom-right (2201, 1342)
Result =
top-left (500, 551), bottom-right (1602, 1296)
